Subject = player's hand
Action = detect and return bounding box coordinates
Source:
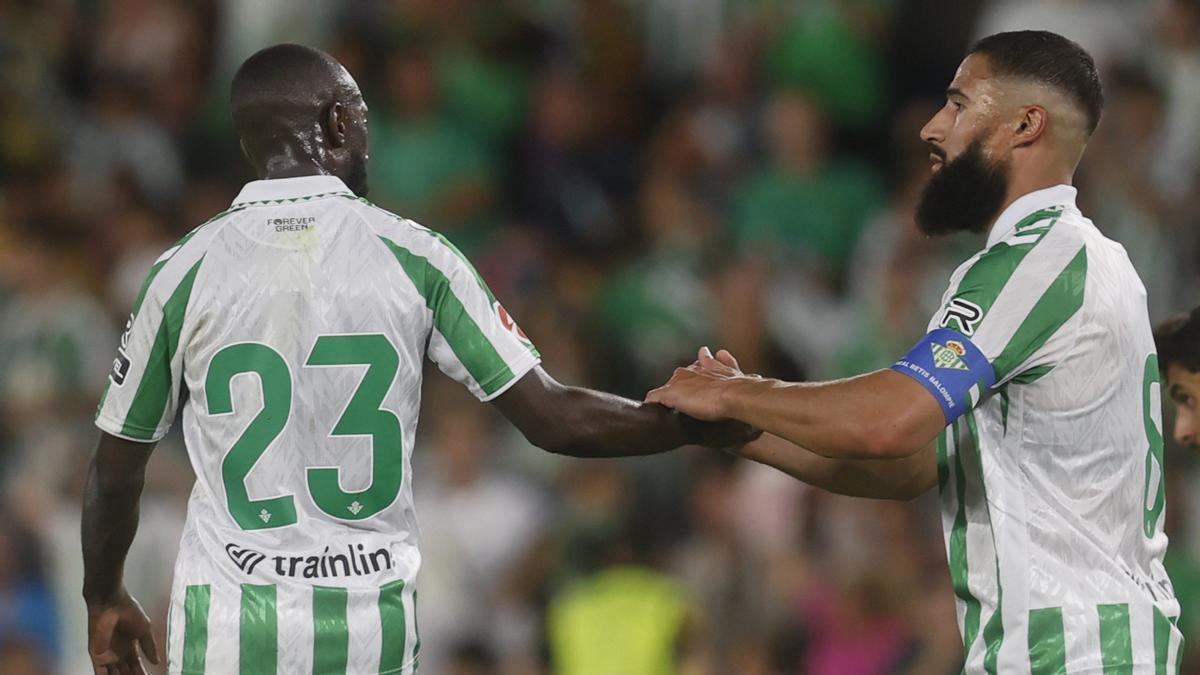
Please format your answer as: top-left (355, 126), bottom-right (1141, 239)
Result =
top-left (646, 346), bottom-right (758, 422)
top-left (87, 588), bottom-right (159, 675)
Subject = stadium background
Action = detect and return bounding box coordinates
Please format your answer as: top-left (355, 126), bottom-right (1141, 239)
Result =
top-left (1, 0), bottom-right (1198, 673)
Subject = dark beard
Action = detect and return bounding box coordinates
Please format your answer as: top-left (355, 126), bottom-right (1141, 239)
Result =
top-left (915, 139), bottom-right (1009, 237)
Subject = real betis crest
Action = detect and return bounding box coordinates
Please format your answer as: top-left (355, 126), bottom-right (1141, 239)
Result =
top-left (931, 340), bottom-right (969, 371)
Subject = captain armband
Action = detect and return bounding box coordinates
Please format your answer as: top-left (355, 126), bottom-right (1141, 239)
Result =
top-left (890, 328), bottom-right (996, 424)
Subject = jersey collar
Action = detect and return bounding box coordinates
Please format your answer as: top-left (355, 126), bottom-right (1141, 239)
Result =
top-left (231, 175), bottom-right (354, 206)
top-left (985, 184), bottom-right (1077, 249)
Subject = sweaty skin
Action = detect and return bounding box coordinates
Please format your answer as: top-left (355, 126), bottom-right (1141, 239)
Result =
top-left (80, 44), bottom-right (758, 675)
top-left (923, 54), bottom-right (1085, 204)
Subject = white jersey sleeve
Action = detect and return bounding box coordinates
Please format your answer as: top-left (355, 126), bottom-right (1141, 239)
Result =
top-left (893, 210), bottom-right (1089, 422)
top-left (95, 232), bottom-right (208, 442)
top-left (935, 214), bottom-right (1088, 386)
top-left (373, 221), bottom-right (540, 401)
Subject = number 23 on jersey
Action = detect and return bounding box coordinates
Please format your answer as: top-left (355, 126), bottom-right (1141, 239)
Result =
top-left (205, 333), bottom-right (404, 531)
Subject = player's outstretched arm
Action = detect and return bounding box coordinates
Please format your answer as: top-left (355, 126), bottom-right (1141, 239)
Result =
top-left (737, 433), bottom-right (937, 501)
top-left (491, 365), bottom-right (761, 458)
top-left (647, 348), bottom-right (945, 461)
top-left (81, 432), bottom-right (160, 675)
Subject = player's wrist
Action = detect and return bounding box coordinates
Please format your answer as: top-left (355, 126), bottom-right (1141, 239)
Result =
top-left (715, 375), bottom-right (756, 420)
top-left (673, 408), bottom-right (708, 445)
top-left (83, 580), bottom-right (129, 608)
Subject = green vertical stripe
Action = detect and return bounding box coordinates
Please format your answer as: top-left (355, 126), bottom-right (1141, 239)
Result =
top-left (313, 587), bottom-right (349, 675)
top-left (964, 413), bottom-right (1004, 674)
top-left (120, 256), bottom-right (205, 438)
top-left (377, 236), bottom-right (514, 394)
top-left (98, 241), bottom-right (176, 424)
top-left (356, 197), bottom-right (495, 298)
top-left (947, 420), bottom-right (982, 661)
top-left (982, 604), bottom-right (1004, 674)
top-left (412, 588), bottom-right (421, 661)
top-left (1098, 603), bottom-right (1133, 675)
top-left (1153, 607), bottom-right (1172, 675)
top-left (1169, 615), bottom-right (1181, 675)
top-left (130, 256), bottom-right (174, 319)
top-left (183, 585), bottom-right (210, 673)
top-left (128, 213), bottom-right (227, 317)
top-left (1011, 364), bottom-right (1055, 385)
top-left (992, 247), bottom-right (1088, 381)
top-left (999, 387), bottom-right (1010, 434)
top-left (98, 209), bottom-right (239, 423)
top-left (360, 197), bottom-right (539, 361)
top-left (431, 230), bottom-right (497, 302)
top-left (240, 584), bottom-right (277, 675)
top-left (380, 579), bottom-right (407, 673)
top-left (943, 241), bottom-right (1038, 334)
top-left (935, 431), bottom-right (950, 493)
top-left (1028, 607), bottom-right (1067, 675)
top-left (427, 228), bottom-right (540, 359)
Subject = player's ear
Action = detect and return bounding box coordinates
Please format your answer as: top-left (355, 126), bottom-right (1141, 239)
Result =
top-left (1012, 105), bottom-right (1047, 148)
top-left (324, 101), bottom-right (347, 149)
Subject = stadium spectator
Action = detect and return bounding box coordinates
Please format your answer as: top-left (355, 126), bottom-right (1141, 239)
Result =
top-left (0, 521), bottom-right (59, 661)
top-left (1156, 308), bottom-right (1200, 450)
top-left (369, 43), bottom-right (498, 234)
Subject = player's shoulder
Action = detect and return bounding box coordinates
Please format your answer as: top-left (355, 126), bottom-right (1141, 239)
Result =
top-left (946, 206), bottom-right (1090, 306)
top-left (993, 203), bottom-right (1087, 247)
top-left (972, 205), bottom-right (1092, 279)
top-left (138, 206), bottom-right (242, 298)
top-left (350, 199), bottom-right (472, 272)
top-left (343, 198), bottom-right (431, 243)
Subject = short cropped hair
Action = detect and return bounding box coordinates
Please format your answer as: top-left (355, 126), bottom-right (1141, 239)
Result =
top-left (231, 43), bottom-right (349, 110)
top-left (969, 30), bottom-right (1104, 134)
top-left (1155, 307), bottom-right (1200, 376)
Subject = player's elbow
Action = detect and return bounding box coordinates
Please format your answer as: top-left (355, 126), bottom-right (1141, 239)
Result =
top-left (856, 420), bottom-right (926, 459)
top-left (878, 480), bottom-right (934, 502)
top-left (515, 409), bottom-right (586, 455)
top-left (524, 425), bottom-right (577, 455)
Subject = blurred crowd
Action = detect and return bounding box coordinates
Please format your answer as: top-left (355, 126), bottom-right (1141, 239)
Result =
top-left (1, 1), bottom-right (1198, 674)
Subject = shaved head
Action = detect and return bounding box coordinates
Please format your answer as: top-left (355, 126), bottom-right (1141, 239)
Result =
top-left (231, 44), bottom-right (370, 196)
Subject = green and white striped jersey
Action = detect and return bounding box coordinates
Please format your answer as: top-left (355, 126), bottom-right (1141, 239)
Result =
top-left (94, 175), bottom-right (541, 674)
top-left (924, 185), bottom-right (1182, 674)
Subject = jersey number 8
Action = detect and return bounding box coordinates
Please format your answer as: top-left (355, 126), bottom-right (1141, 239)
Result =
top-left (1142, 354), bottom-right (1166, 539)
top-left (205, 334), bottom-right (404, 530)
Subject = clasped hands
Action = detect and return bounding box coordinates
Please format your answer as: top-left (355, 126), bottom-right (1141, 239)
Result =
top-left (647, 346), bottom-right (764, 446)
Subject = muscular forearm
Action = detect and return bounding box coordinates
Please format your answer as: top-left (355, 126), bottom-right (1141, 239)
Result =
top-left (81, 435), bottom-right (155, 604)
top-left (81, 465), bottom-right (143, 603)
top-left (493, 367), bottom-right (752, 458)
top-left (543, 385), bottom-right (703, 457)
top-left (737, 434), bottom-right (937, 500)
top-left (718, 370), bottom-right (944, 459)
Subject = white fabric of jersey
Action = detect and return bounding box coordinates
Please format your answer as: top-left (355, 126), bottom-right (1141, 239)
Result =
top-left (95, 175), bottom-right (541, 674)
top-left (925, 185), bottom-right (1182, 674)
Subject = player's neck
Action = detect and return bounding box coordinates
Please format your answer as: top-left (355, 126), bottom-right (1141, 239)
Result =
top-left (257, 142), bottom-right (335, 181)
top-left (262, 165), bottom-right (331, 181)
top-left (985, 167), bottom-right (1074, 238)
